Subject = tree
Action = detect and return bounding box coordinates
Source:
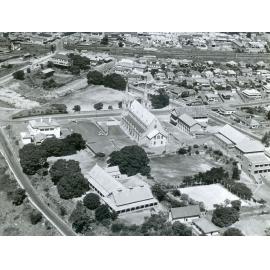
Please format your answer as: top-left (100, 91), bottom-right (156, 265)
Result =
top-left (212, 207), bottom-right (239, 227)
top-left (118, 101), bottom-right (123, 109)
top-left (50, 159), bottom-right (81, 185)
top-left (151, 184), bottom-right (167, 201)
top-left (103, 73), bottom-right (126, 91)
top-left (47, 61), bottom-right (54, 68)
top-left (172, 189), bottom-right (181, 197)
top-left (73, 105), bottom-right (81, 112)
top-left (27, 67), bottom-right (31, 73)
top-left (94, 102), bottom-right (103, 110)
top-left (64, 133), bottom-right (86, 152)
top-left (178, 148), bottom-right (187, 155)
top-left (87, 70), bottom-right (104, 85)
top-left (172, 221), bottom-right (192, 236)
top-left (232, 166), bottom-right (240, 180)
top-left (107, 145), bottom-right (150, 176)
top-left (12, 188), bottom-right (27, 206)
top-left (30, 210), bottom-right (42, 225)
top-left (118, 41), bottom-right (124, 47)
top-left (100, 35), bottom-right (109, 45)
top-left (267, 111), bottom-right (270, 120)
top-left (51, 103), bottom-right (67, 113)
top-left (150, 89), bottom-right (169, 109)
top-left (83, 193), bottom-right (101, 210)
top-left (108, 105), bottom-right (113, 110)
top-left (223, 227), bottom-right (244, 236)
top-left (230, 182), bottom-right (252, 200)
top-left (95, 204), bottom-right (111, 221)
top-left (57, 172), bottom-right (90, 199)
top-left (13, 70), bottom-right (25, 80)
top-left (19, 143), bottom-right (48, 175)
top-left (68, 54), bottom-right (90, 70)
top-left (231, 200), bottom-right (242, 211)
top-left (69, 65), bottom-right (80, 75)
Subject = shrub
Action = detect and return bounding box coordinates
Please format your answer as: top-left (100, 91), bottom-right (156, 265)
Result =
top-left (172, 189), bottom-right (181, 197)
top-left (151, 184), bottom-right (167, 201)
top-left (223, 228), bottom-right (244, 236)
top-left (13, 70), bottom-right (25, 80)
top-left (30, 210), bottom-right (42, 225)
top-left (95, 205), bottom-right (111, 222)
top-left (12, 188), bottom-right (27, 206)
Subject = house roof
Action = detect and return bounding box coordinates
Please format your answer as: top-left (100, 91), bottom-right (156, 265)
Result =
top-left (42, 68), bottom-right (55, 74)
top-left (87, 164), bottom-right (123, 197)
top-left (171, 205), bottom-right (201, 220)
top-left (193, 218), bottom-right (220, 234)
top-left (172, 106), bottom-right (208, 118)
top-left (129, 100), bottom-right (155, 127)
top-left (111, 186), bottom-right (154, 207)
top-left (53, 53), bottom-right (69, 61)
top-left (29, 118), bottom-right (59, 129)
top-left (244, 153), bottom-right (270, 164)
top-left (179, 113), bottom-right (199, 127)
top-left (123, 114), bottom-right (146, 134)
top-left (146, 129), bottom-right (165, 139)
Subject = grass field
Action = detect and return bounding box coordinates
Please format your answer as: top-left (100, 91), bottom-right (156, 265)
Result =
top-left (180, 184), bottom-right (249, 210)
top-left (150, 154), bottom-right (221, 185)
top-left (55, 85), bottom-right (125, 112)
top-left (64, 120), bottom-right (134, 155)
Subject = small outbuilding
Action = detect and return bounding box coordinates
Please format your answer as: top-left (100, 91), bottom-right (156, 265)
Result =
top-left (169, 205), bottom-right (201, 223)
top-left (192, 217), bottom-right (220, 236)
top-left (42, 68), bottom-right (55, 78)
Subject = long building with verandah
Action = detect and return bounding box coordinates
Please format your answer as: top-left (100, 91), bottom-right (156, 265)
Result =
top-left (85, 164), bottom-right (158, 214)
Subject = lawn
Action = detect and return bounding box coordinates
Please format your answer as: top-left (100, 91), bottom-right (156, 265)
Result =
top-left (179, 184), bottom-right (249, 210)
top-left (150, 154), bottom-right (221, 185)
top-left (63, 120), bottom-right (134, 155)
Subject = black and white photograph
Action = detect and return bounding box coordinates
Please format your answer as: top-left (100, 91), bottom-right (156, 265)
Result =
top-left (1, 1), bottom-right (270, 270)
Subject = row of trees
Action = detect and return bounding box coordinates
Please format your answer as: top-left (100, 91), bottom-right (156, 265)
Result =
top-left (19, 133), bottom-right (86, 175)
top-left (182, 167), bottom-right (252, 200)
top-left (87, 71), bottom-right (126, 91)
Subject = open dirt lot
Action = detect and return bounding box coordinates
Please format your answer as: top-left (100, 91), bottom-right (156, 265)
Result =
top-left (180, 184), bottom-right (250, 210)
top-left (150, 154), bottom-right (221, 185)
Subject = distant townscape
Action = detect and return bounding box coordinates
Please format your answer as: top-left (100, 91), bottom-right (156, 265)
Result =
top-left (1, 32), bottom-right (270, 236)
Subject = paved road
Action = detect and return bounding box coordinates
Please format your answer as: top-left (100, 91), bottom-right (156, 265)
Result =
top-left (0, 128), bottom-right (76, 236)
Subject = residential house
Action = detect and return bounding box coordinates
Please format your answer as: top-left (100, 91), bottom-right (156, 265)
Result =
top-left (192, 218), bottom-right (220, 236)
top-left (218, 106), bottom-right (235, 116)
top-left (169, 205), bottom-right (201, 224)
top-left (205, 93), bottom-right (219, 103)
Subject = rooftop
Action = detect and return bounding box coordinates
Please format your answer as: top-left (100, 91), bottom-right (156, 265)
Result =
top-left (171, 205), bottom-right (201, 219)
top-left (193, 217), bottom-right (220, 234)
top-left (179, 113), bottom-right (199, 127)
top-left (29, 118), bottom-right (59, 129)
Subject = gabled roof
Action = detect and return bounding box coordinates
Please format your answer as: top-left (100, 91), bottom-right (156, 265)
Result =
top-left (129, 100), bottom-right (155, 127)
top-left (171, 205), bottom-right (200, 219)
top-left (193, 218), bottom-right (220, 234)
top-left (172, 106), bottom-right (208, 118)
top-left (111, 186), bottom-right (154, 207)
top-left (53, 53), bottom-right (69, 61)
top-left (179, 113), bottom-right (200, 127)
top-left (87, 164), bottom-right (123, 197)
top-left (146, 129), bottom-right (165, 139)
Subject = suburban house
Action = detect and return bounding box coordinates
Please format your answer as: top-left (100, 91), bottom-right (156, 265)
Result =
top-left (169, 205), bottom-right (201, 223)
top-left (218, 106), bottom-right (235, 116)
top-left (41, 68), bottom-right (55, 78)
top-left (27, 118), bottom-right (61, 140)
top-left (51, 53), bottom-right (71, 67)
top-left (192, 218), bottom-right (220, 236)
top-left (86, 164), bottom-right (158, 215)
top-left (121, 100), bottom-right (168, 147)
top-left (231, 111), bottom-right (260, 129)
top-left (205, 93), bottom-right (219, 103)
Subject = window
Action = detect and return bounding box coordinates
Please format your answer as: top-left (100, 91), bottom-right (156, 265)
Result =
top-left (157, 135), bottom-right (160, 139)
top-left (161, 141), bottom-right (163, 144)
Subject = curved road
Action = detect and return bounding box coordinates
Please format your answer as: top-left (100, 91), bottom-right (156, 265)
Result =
top-left (0, 128), bottom-right (76, 236)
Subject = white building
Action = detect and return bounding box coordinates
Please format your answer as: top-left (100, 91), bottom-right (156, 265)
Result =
top-left (121, 100), bottom-right (168, 147)
top-left (192, 217), bottom-right (220, 236)
top-left (86, 164), bottom-right (158, 214)
top-left (27, 118), bottom-right (61, 139)
top-left (51, 53), bottom-right (71, 67)
top-left (242, 89), bottom-right (262, 99)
